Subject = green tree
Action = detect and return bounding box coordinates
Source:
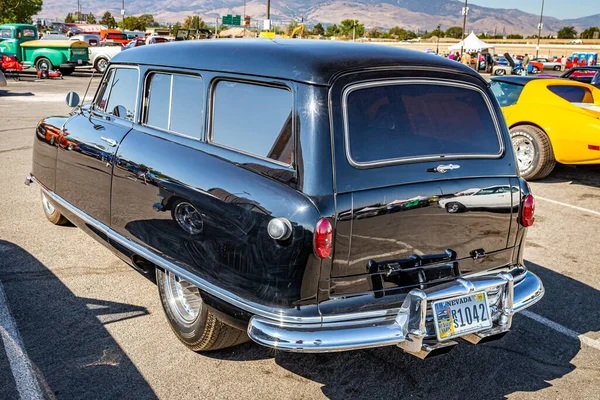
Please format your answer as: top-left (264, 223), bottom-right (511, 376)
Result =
top-left (64, 12), bottom-right (75, 23)
top-left (171, 21), bottom-right (181, 36)
top-left (313, 22), bottom-right (324, 36)
top-left (388, 26), bottom-right (406, 40)
top-left (120, 16), bottom-right (146, 31)
top-left (580, 26), bottom-right (599, 39)
top-left (86, 13), bottom-right (96, 24)
top-left (445, 26), bottom-right (463, 39)
top-left (368, 27), bottom-right (381, 39)
top-left (507, 33), bottom-right (523, 39)
top-left (0, 0), bottom-right (42, 24)
top-left (405, 30), bottom-right (418, 40)
top-left (286, 19), bottom-right (298, 35)
top-left (138, 14), bottom-right (155, 28)
top-left (183, 15), bottom-right (208, 30)
top-left (339, 19), bottom-right (364, 38)
top-left (325, 24), bottom-right (340, 37)
top-left (557, 26), bottom-right (578, 39)
top-left (100, 11), bottom-right (117, 28)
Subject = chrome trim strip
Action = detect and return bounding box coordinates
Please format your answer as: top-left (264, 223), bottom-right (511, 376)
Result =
top-left (341, 79), bottom-right (506, 169)
top-left (27, 174), bottom-right (321, 324)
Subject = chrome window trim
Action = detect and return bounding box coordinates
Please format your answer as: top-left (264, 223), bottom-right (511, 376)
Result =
top-left (141, 70), bottom-right (205, 141)
top-left (208, 78), bottom-right (295, 169)
top-left (341, 79), bottom-right (506, 169)
top-left (91, 64), bottom-right (141, 123)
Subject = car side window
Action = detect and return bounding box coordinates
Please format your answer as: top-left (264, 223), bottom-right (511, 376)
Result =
top-left (104, 68), bottom-right (139, 121)
top-left (93, 69), bottom-right (115, 112)
top-left (144, 72), bottom-right (204, 138)
top-left (548, 85), bottom-right (593, 103)
top-left (211, 81), bottom-right (293, 165)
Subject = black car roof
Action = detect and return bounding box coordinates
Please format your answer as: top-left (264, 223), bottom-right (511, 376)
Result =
top-left (111, 39), bottom-right (480, 86)
top-left (490, 76), bottom-right (542, 86)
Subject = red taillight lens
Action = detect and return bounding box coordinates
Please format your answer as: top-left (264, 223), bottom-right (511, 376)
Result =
top-left (521, 194), bottom-right (535, 227)
top-left (314, 218), bottom-right (333, 259)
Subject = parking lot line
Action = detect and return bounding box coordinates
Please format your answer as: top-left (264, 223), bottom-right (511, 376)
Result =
top-left (0, 281), bottom-right (44, 400)
top-left (521, 310), bottom-right (600, 351)
top-left (536, 196), bottom-right (600, 217)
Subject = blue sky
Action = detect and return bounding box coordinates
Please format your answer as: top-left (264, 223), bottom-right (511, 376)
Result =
top-left (471, 0), bottom-right (598, 19)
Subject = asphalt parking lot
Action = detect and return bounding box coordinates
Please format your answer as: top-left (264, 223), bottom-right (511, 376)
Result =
top-left (0, 72), bottom-right (599, 400)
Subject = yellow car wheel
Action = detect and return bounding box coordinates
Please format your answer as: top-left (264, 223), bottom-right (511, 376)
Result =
top-left (510, 125), bottom-right (556, 180)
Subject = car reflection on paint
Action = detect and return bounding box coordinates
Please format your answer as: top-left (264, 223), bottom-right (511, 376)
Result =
top-left (437, 186), bottom-right (520, 213)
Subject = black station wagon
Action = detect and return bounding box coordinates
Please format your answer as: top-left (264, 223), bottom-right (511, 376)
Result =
top-left (27, 40), bottom-right (544, 358)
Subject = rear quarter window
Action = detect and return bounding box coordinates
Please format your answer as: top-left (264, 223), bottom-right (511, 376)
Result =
top-left (344, 81), bottom-right (502, 167)
top-left (548, 85), bottom-right (593, 103)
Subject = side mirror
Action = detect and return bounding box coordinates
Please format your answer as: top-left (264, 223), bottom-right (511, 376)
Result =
top-left (65, 91), bottom-right (80, 108)
top-left (112, 105), bottom-right (127, 118)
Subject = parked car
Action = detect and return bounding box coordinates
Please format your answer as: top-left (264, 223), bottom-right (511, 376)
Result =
top-left (40, 32), bottom-right (69, 40)
top-left (560, 66), bottom-right (600, 86)
top-left (438, 186), bottom-right (520, 213)
top-left (88, 43), bottom-right (123, 73)
top-left (70, 34), bottom-right (100, 46)
top-left (100, 29), bottom-right (129, 45)
top-left (27, 40), bottom-right (543, 356)
top-left (530, 57), bottom-right (562, 71)
top-left (490, 75), bottom-right (600, 179)
top-left (493, 53), bottom-right (524, 76)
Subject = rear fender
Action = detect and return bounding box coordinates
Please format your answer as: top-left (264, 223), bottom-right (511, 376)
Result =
top-left (31, 49), bottom-right (66, 67)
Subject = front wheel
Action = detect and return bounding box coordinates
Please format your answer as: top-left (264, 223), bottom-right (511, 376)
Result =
top-left (531, 66), bottom-right (539, 73)
top-left (94, 57), bottom-right (109, 73)
top-left (510, 125), bottom-right (556, 180)
top-left (41, 191), bottom-right (69, 225)
top-left (494, 68), bottom-right (506, 76)
top-left (554, 65), bottom-right (561, 71)
top-left (156, 268), bottom-right (248, 351)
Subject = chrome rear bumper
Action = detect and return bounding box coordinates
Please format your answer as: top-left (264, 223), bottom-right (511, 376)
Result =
top-left (247, 271), bottom-right (544, 353)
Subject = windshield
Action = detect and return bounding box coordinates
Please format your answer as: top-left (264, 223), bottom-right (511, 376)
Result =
top-left (490, 81), bottom-right (524, 107)
top-left (345, 82), bottom-right (501, 165)
top-left (0, 29), bottom-right (12, 39)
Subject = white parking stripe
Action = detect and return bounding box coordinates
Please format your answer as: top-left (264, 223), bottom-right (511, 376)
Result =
top-left (536, 196), bottom-right (600, 217)
top-left (0, 281), bottom-right (44, 400)
top-left (521, 310), bottom-right (600, 351)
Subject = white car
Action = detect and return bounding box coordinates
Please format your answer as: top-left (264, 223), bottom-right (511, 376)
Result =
top-left (438, 186), bottom-right (520, 213)
top-left (88, 44), bottom-right (123, 73)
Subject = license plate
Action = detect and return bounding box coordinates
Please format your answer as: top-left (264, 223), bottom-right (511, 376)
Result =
top-left (432, 292), bottom-right (492, 341)
top-left (77, 59), bottom-right (82, 64)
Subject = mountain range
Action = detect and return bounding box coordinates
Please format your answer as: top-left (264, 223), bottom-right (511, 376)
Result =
top-left (38, 0), bottom-right (600, 35)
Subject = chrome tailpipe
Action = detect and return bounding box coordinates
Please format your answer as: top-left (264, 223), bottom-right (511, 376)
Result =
top-left (461, 327), bottom-right (510, 345)
top-left (24, 175), bottom-right (33, 186)
top-left (401, 340), bottom-right (458, 359)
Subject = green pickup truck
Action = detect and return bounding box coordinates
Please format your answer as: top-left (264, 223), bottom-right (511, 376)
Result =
top-left (0, 24), bottom-right (89, 75)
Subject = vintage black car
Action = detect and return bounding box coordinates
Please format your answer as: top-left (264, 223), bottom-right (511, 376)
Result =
top-left (27, 40), bottom-right (544, 357)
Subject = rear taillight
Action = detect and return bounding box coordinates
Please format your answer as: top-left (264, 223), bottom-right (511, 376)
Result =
top-left (521, 194), bottom-right (535, 227)
top-left (314, 218), bottom-right (333, 259)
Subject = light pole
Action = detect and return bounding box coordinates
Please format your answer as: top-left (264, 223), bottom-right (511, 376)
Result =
top-left (536, 0), bottom-right (545, 58)
top-left (121, 0), bottom-right (125, 32)
top-left (436, 24), bottom-right (441, 54)
top-left (460, 0), bottom-right (468, 58)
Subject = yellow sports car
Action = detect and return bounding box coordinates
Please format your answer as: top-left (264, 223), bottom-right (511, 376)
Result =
top-left (490, 76), bottom-right (600, 180)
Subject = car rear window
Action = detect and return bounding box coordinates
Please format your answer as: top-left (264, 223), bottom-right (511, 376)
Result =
top-left (344, 82), bottom-right (501, 166)
top-left (548, 85), bottom-right (593, 103)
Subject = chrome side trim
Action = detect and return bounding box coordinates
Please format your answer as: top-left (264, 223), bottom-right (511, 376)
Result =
top-left (341, 79), bottom-right (506, 169)
top-left (27, 174), bottom-right (321, 324)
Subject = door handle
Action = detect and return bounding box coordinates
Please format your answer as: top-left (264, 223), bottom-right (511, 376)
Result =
top-left (100, 137), bottom-right (117, 147)
top-left (427, 164), bottom-right (460, 173)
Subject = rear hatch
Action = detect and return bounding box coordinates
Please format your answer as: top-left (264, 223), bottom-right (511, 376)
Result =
top-left (327, 70), bottom-right (521, 303)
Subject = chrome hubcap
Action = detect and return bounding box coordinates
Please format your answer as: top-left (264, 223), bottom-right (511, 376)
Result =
top-left (174, 202), bottom-right (203, 234)
top-left (512, 134), bottom-right (535, 172)
top-left (448, 203), bottom-right (459, 213)
top-left (98, 59), bottom-right (107, 72)
top-left (165, 271), bottom-right (202, 323)
top-left (42, 193), bottom-right (55, 214)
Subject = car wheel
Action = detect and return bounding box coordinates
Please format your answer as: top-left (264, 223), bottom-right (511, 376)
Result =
top-left (510, 125), bottom-right (556, 180)
top-left (94, 57), bottom-right (108, 73)
top-left (41, 191), bottom-right (69, 225)
top-left (494, 69), bottom-right (506, 76)
top-left (35, 57), bottom-right (53, 72)
top-left (531, 66), bottom-right (539, 73)
top-left (554, 65), bottom-right (561, 71)
top-left (156, 268), bottom-right (249, 351)
top-left (445, 202), bottom-right (464, 213)
top-left (60, 68), bottom-right (75, 76)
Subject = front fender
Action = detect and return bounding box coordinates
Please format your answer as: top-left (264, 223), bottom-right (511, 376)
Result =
top-left (32, 116), bottom-right (70, 191)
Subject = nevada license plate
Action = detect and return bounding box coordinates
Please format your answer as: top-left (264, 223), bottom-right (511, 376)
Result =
top-left (77, 59), bottom-right (83, 64)
top-left (432, 292), bottom-right (492, 341)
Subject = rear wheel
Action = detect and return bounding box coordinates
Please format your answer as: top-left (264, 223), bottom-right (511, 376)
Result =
top-left (35, 57), bottom-right (53, 72)
top-left (156, 268), bottom-right (248, 351)
top-left (531, 66), bottom-right (539, 73)
top-left (445, 202), bottom-right (465, 213)
top-left (553, 65), bottom-right (561, 71)
top-left (41, 191), bottom-right (69, 225)
top-left (494, 68), bottom-right (506, 76)
top-left (510, 125), bottom-right (556, 180)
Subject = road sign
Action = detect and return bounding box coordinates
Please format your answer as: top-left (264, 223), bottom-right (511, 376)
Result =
top-left (232, 15), bottom-right (241, 26)
top-left (244, 16), bottom-right (251, 27)
top-left (222, 14), bottom-right (232, 25)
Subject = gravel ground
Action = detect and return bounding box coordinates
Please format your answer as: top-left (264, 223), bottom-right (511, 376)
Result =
top-left (0, 72), bottom-right (598, 400)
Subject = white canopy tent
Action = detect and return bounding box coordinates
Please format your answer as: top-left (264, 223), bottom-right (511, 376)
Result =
top-left (448, 32), bottom-right (495, 52)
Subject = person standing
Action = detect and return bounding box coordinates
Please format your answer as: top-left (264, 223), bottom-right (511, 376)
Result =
top-left (461, 52), bottom-right (472, 68)
top-left (561, 55), bottom-right (567, 72)
top-left (523, 53), bottom-right (530, 75)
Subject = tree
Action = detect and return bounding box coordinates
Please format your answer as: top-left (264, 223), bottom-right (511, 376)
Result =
top-left (120, 16), bottom-right (146, 31)
top-left (86, 13), bottom-right (96, 24)
top-left (183, 15), bottom-right (208, 30)
top-left (557, 26), bottom-right (578, 39)
top-left (507, 33), bottom-right (523, 39)
top-left (100, 11), bottom-right (117, 28)
top-left (445, 26), bottom-right (463, 39)
top-left (339, 19), bottom-right (364, 39)
top-left (286, 19), bottom-right (298, 36)
top-left (138, 14), bottom-right (155, 28)
top-left (313, 22), bottom-right (324, 36)
top-left (0, 0), bottom-right (42, 24)
top-left (64, 13), bottom-right (75, 23)
top-left (171, 21), bottom-right (181, 36)
top-left (325, 24), bottom-right (340, 37)
top-left (580, 26), bottom-right (600, 39)
top-left (388, 26), bottom-right (406, 40)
